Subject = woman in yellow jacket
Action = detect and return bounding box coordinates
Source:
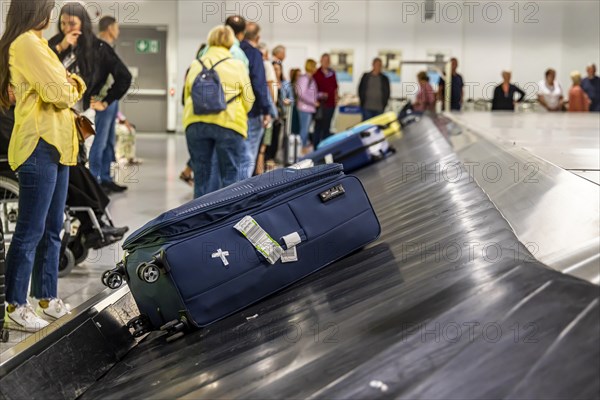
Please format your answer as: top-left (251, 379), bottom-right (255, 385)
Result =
top-left (0, 0), bottom-right (86, 332)
top-left (183, 25), bottom-right (254, 198)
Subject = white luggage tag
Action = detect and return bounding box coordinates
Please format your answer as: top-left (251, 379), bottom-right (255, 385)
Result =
top-left (234, 216), bottom-right (283, 264)
top-left (281, 247), bottom-right (298, 263)
top-left (280, 232), bottom-right (302, 263)
top-left (324, 154), bottom-right (334, 164)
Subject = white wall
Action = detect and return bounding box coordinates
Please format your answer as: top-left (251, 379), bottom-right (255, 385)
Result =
top-left (2, 0), bottom-right (599, 131)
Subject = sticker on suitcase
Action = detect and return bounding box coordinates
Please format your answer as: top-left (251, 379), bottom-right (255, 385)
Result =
top-left (234, 216), bottom-right (284, 264)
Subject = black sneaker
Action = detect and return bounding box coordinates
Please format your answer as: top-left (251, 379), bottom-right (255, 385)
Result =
top-left (102, 225), bottom-right (129, 238)
top-left (102, 181), bottom-right (128, 193)
top-left (83, 230), bottom-right (123, 249)
top-left (100, 182), bottom-right (113, 195)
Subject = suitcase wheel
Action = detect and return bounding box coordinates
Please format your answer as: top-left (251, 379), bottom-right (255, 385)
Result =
top-left (159, 319), bottom-right (179, 331)
top-left (161, 317), bottom-right (189, 342)
top-left (102, 261), bottom-right (127, 288)
top-left (166, 331), bottom-right (185, 343)
top-left (137, 262), bottom-right (160, 284)
top-left (127, 315), bottom-right (152, 338)
top-left (105, 272), bottom-right (123, 289)
top-left (0, 328), bottom-right (9, 343)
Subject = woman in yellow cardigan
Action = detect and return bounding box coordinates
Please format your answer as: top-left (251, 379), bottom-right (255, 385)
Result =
top-left (183, 25), bottom-right (254, 198)
top-left (0, 0), bottom-right (86, 332)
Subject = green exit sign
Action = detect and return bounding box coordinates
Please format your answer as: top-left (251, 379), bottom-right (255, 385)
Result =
top-left (135, 39), bottom-right (160, 54)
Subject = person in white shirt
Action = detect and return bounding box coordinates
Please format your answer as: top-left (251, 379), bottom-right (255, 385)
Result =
top-left (256, 43), bottom-right (278, 174)
top-left (538, 68), bottom-right (564, 112)
top-left (258, 43), bottom-right (278, 105)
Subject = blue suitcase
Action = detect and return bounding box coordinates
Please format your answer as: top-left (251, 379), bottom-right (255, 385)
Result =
top-left (316, 124), bottom-right (379, 149)
top-left (301, 125), bottom-right (393, 172)
top-left (103, 164), bottom-right (380, 338)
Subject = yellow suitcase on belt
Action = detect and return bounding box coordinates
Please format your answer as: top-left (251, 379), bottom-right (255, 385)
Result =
top-left (356, 111), bottom-right (401, 138)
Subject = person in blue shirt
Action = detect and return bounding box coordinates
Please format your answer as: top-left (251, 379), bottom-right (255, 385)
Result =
top-left (240, 22), bottom-right (271, 177)
top-left (581, 63), bottom-right (600, 112)
top-left (438, 58), bottom-right (464, 111)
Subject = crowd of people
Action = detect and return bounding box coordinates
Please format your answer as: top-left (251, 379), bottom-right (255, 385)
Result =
top-left (410, 57), bottom-right (600, 113)
top-left (179, 15), bottom-right (347, 197)
top-left (179, 20), bottom-right (600, 196)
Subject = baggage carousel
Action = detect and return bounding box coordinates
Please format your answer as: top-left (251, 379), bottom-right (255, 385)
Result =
top-left (1, 116), bottom-right (598, 400)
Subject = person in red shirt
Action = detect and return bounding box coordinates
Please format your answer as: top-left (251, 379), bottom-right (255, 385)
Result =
top-left (568, 71), bottom-right (591, 112)
top-left (313, 53), bottom-right (338, 148)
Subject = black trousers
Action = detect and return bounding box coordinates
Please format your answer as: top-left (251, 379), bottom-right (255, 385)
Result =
top-left (313, 106), bottom-right (335, 148)
top-left (265, 118), bottom-right (283, 161)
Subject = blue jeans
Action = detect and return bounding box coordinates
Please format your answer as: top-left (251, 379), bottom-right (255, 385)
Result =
top-left (298, 111), bottom-right (313, 147)
top-left (362, 109), bottom-right (382, 121)
top-left (5, 139), bottom-right (69, 305)
top-left (186, 122), bottom-right (247, 198)
top-left (90, 101), bottom-right (118, 183)
top-left (206, 153), bottom-right (222, 193)
top-left (186, 152), bottom-right (222, 194)
top-left (244, 116), bottom-right (265, 178)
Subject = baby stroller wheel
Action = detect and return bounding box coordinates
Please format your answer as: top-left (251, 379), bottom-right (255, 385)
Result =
top-left (0, 328), bottom-right (9, 343)
top-left (70, 233), bottom-right (89, 265)
top-left (58, 248), bottom-right (75, 278)
top-left (101, 270), bottom-right (111, 287)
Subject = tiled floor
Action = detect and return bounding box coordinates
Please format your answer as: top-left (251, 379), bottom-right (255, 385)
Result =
top-left (1, 133), bottom-right (194, 352)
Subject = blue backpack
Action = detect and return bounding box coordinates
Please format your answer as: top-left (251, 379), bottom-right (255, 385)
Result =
top-left (191, 58), bottom-right (239, 115)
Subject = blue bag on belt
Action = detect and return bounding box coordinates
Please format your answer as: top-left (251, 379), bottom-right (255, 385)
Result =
top-left (316, 124), bottom-right (379, 149)
top-left (301, 125), bottom-right (394, 172)
top-left (103, 164), bottom-right (380, 335)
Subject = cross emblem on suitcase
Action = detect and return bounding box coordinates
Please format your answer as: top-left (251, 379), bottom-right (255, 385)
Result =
top-left (212, 249), bottom-right (230, 266)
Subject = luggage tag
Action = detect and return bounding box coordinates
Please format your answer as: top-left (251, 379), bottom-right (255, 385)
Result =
top-left (281, 232), bottom-right (302, 263)
top-left (281, 247), bottom-right (298, 263)
top-left (234, 216), bottom-right (283, 264)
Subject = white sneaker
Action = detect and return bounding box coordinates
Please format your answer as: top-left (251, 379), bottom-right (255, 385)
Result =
top-left (40, 298), bottom-right (72, 320)
top-left (6, 303), bottom-right (50, 332)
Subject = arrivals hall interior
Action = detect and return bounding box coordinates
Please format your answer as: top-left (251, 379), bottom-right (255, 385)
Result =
top-left (0, 1), bottom-right (599, 399)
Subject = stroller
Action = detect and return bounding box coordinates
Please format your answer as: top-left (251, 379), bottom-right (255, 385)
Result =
top-left (0, 106), bottom-right (128, 277)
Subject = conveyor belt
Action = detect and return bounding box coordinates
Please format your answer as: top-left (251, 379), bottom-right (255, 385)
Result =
top-left (77, 118), bottom-right (599, 399)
